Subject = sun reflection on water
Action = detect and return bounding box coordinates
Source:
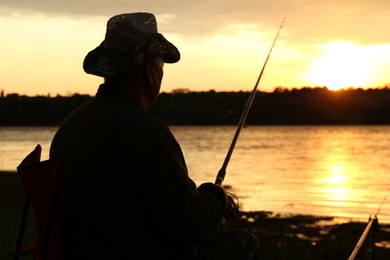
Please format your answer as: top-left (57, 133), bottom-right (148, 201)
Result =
top-left (322, 164), bottom-right (351, 208)
top-left (313, 132), bottom-right (364, 219)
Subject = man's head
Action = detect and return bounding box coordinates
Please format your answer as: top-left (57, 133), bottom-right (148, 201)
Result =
top-left (83, 12), bottom-right (180, 77)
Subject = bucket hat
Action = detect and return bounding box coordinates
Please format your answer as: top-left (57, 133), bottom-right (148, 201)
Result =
top-left (83, 12), bottom-right (180, 77)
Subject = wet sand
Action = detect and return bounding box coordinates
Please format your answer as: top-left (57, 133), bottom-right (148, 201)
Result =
top-left (224, 211), bottom-right (390, 259)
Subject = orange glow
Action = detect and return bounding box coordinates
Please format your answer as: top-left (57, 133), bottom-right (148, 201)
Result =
top-left (2, 9), bottom-right (390, 96)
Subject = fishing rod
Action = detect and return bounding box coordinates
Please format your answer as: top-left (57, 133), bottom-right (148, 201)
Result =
top-left (215, 18), bottom-right (286, 185)
top-left (348, 196), bottom-right (386, 260)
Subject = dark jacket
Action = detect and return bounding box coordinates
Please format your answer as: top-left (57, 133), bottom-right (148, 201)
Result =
top-left (50, 84), bottom-right (226, 259)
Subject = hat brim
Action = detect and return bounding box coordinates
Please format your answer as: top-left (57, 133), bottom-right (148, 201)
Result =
top-left (83, 33), bottom-right (180, 77)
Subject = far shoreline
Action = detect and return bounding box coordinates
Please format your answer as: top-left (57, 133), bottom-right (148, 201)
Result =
top-left (0, 171), bottom-right (16, 174)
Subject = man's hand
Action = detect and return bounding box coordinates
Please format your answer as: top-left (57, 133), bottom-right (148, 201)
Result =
top-left (224, 192), bottom-right (239, 218)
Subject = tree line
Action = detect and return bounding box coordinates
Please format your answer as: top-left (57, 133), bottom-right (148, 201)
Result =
top-left (1, 87), bottom-right (390, 126)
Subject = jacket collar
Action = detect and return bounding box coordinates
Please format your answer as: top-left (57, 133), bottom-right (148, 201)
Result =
top-left (96, 83), bottom-right (145, 109)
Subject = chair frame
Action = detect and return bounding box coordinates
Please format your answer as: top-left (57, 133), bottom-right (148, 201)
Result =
top-left (10, 145), bottom-right (62, 260)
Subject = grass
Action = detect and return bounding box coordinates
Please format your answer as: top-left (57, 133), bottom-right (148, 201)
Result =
top-left (0, 172), bottom-right (35, 260)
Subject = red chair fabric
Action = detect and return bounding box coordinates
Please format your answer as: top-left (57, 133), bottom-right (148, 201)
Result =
top-left (11, 145), bottom-right (62, 260)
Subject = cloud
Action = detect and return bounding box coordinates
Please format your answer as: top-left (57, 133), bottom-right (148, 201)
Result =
top-left (1, 0), bottom-right (389, 45)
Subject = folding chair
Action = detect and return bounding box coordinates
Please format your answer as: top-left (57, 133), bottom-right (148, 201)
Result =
top-left (10, 144), bottom-right (62, 260)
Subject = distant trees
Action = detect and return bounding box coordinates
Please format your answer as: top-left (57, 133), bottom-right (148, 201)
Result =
top-left (150, 87), bottom-right (390, 125)
top-left (149, 90), bottom-right (250, 125)
top-left (0, 93), bottom-right (92, 125)
top-left (1, 87), bottom-right (390, 126)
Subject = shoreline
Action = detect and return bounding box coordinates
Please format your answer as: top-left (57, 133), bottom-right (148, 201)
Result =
top-left (1, 172), bottom-right (390, 259)
top-left (224, 211), bottom-right (390, 259)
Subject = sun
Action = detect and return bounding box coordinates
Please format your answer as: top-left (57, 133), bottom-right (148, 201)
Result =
top-left (304, 41), bottom-right (376, 91)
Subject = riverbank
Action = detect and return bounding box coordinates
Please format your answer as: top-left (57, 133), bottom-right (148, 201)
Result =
top-left (224, 211), bottom-right (390, 259)
top-left (1, 172), bottom-right (390, 259)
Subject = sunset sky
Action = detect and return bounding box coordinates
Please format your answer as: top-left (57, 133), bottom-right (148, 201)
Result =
top-left (1, 0), bottom-right (390, 96)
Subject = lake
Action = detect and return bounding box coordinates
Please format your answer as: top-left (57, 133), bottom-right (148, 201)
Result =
top-left (1, 125), bottom-right (389, 224)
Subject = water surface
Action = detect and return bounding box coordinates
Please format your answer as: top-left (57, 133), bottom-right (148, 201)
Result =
top-left (1, 125), bottom-right (389, 223)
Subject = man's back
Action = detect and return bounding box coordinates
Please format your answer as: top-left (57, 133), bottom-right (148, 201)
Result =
top-left (50, 86), bottom-right (206, 257)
